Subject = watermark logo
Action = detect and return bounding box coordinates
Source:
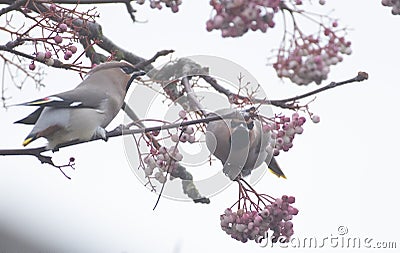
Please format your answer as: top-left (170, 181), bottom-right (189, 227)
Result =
top-left (257, 226), bottom-right (397, 249)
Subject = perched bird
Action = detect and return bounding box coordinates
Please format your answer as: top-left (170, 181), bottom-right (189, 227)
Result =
top-left (205, 108), bottom-right (286, 180)
top-left (14, 61), bottom-right (146, 150)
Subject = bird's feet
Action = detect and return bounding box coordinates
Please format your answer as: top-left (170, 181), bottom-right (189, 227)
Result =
top-left (93, 126), bottom-right (108, 142)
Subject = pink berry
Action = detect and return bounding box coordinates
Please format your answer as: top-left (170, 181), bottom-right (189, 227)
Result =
top-left (298, 117), bottom-right (306, 125)
top-left (294, 126), bottom-right (303, 134)
top-left (171, 134), bottom-right (179, 143)
top-left (171, 5), bottom-right (179, 13)
top-left (50, 4), bottom-right (57, 11)
top-left (45, 51), bottom-right (52, 59)
top-left (28, 62), bottom-right (36, 70)
top-left (65, 50), bottom-right (73, 58)
top-left (54, 35), bottom-right (63, 44)
top-left (35, 52), bottom-right (45, 61)
top-left (206, 20), bottom-right (214, 32)
top-left (59, 23), bottom-right (68, 32)
top-left (332, 21), bottom-right (338, 27)
top-left (180, 133), bottom-right (189, 142)
top-left (69, 45), bottom-right (77, 54)
top-left (213, 15), bottom-right (224, 29)
top-left (178, 110), bottom-right (186, 119)
top-left (311, 115), bottom-right (320, 123)
top-left (184, 126), bottom-right (194, 134)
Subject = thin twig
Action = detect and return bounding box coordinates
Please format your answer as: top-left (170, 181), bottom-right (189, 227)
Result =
top-left (202, 72), bottom-right (369, 109)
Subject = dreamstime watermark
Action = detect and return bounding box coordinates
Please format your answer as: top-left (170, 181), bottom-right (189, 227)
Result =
top-left (257, 226), bottom-right (397, 249)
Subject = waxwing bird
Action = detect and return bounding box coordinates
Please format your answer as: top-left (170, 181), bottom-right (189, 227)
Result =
top-left (14, 61), bottom-right (146, 150)
top-left (205, 108), bottom-right (286, 180)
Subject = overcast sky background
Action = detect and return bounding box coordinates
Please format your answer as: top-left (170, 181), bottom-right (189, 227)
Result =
top-left (0, 1), bottom-right (399, 252)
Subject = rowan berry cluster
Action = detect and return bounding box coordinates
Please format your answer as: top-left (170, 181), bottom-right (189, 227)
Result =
top-left (262, 112), bottom-right (319, 156)
top-left (274, 27), bottom-right (352, 85)
top-left (206, 0), bottom-right (286, 37)
top-left (143, 145), bottom-right (183, 183)
top-left (221, 179), bottom-right (298, 243)
top-left (136, 0), bottom-right (183, 13)
top-left (381, 0), bottom-right (400, 15)
top-left (26, 3), bottom-right (98, 71)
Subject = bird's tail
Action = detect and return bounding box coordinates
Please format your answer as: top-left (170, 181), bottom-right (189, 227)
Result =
top-left (22, 133), bottom-right (38, 146)
top-left (268, 157), bottom-right (287, 179)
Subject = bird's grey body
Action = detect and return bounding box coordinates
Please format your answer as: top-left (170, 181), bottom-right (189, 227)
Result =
top-left (15, 61), bottom-right (145, 150)
top-left (206, 108), bottom-right (285, 180)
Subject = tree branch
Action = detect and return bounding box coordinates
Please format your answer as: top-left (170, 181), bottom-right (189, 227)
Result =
top-left (202, 72), bottom-right (369, 109)
top-left (269, 71), bottom-right (369, 107)
top-left (0, 111), bottom-right (236, 178)
top-left (181, 76), bottom-right (207, 115)
top-left (0, 44), bottom-right (82, 70)
top-left (0, 0), bottom-right (26, 16)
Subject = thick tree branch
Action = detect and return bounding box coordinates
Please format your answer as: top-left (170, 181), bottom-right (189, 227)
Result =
top-left (48, 0), bottom-right (134, 3)
top-left (0, 0), bottom-right (26, 16)
top-left (50, 0), bottom-right (138, 22)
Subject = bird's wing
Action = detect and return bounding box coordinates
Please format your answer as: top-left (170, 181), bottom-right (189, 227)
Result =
top-left (14, 107), bottom-right (44, 125)
top-left (15, 87), bottom-right (108, 109)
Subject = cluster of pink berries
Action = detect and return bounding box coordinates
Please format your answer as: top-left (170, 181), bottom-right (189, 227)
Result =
top-left (220, 195), bottom-right (298, 243)
top-left (170, 110), bottom-right (196, 143)
top-left (171, 127), bottom-right (196, 144)
top-left (143, 145), bottom-right (183, 183)
top-left (263, 112), bottom-right (319, 156)
top-left (274, 28), bottom-right (352, 85)
top-left (206, 0), bottom-right (287, 37)
top-left (382, 0), bottom-right (400, 14)
top-left (27, 3), bottom-right (85, 71)
top-left (136, 0), bottom-right (182, 13)
top-left (28, 44), bottom-right (78, 70)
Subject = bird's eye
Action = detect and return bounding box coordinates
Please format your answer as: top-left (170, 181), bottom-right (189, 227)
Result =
top-left (120, 66), bottom-right (135, 74)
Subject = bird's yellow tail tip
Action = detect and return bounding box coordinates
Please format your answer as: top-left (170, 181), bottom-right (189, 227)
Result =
top-left (268, 168), bottom-right (287, 179)
top-left (22, 137), bottom-right (34, 146)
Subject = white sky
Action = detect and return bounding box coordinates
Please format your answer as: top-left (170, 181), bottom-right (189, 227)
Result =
top-left (0, 1), bottom-right (399, 252)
